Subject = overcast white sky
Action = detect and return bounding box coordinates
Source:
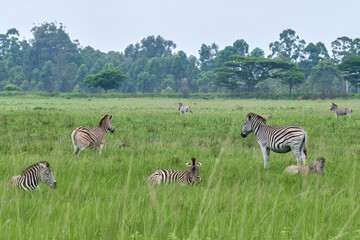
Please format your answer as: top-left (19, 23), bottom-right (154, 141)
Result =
top-left (2, 0), bottom-right (360, 57)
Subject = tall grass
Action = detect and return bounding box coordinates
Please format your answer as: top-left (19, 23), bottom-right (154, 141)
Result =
top-left (0, 97), bottom-right (359, 239)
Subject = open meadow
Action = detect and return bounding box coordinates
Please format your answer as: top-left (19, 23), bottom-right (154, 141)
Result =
top-left (0, 96), bottom-right (359, 239)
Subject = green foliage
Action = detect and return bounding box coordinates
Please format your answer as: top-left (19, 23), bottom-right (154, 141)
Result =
top-left (0, 97), bottom-right (360, 239)
top-left (307, 61), bottom-right (344, 93)
top-left (338, 56), bottom-right (360, 86)
top-left (4, 83), bottom-right (22, 91)
top-left (216, 56), bottom-right (294, 91)
top-left (280, 67), bottom-right (306, 95)
top-left (84, 69), bottom-right (127, 92)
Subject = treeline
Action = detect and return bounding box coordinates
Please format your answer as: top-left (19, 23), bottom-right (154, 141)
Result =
top-left (0, 22), bottom-right (359, 95)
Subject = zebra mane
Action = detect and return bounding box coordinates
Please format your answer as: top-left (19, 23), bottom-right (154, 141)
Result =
top-left (21, 161), bottom-right (50, 175)
top-left (99, 115), bottom-right (110, 126)
top-left (331, 103), bottom-right (338, 107)
top-left (248, 113), bottom-right (266, 123)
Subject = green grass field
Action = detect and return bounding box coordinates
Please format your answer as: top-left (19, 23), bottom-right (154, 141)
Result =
top-left (0, 97), bottom-right (359, 239)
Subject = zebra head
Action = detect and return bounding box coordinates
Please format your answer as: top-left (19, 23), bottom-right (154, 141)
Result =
top-left (100, 115), bottom-right (115, 133)
top-left (38, 161), bottom-right (57, 188)
top-left (186, 157), bottom-right (202, 183)
top-left (241, 113), bottom-right (265, 138)
top-left (178, 103), bottom-right (183, 110)
top-left (330, 103), bottom-right (337, 111)
top-left (308, 156), bottom-right (326, 174)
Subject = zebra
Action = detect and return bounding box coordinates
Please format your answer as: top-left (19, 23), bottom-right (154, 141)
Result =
top-left (7, 161), bottom-right (57, 191)
top-left (330, 103), bottom-right (352, 119)
top-left (71, 114), bottom-right (115, 156)
top-left (241, 113), bottom-right (307, 168)
top-left (178, 103), bottom-right (193, 116)
top-left (148, 157), bottom-right (202, 184)
top-left (284, 156), bottom-right (326, 175)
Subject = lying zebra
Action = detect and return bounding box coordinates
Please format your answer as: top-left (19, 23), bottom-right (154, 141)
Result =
top-left (330, 103), bottom-right (352, 119)
top-left (241, 113), bottom-right (307, 168)
top-left (7, 161), bottom-right (57, 191)
top-left (148, 157), bottom-right (202, 184)
top-left (178, 103), bottom-right (193, 117)
top-left (71, 115), bottom-right (115, 156)
top-left (284, 156), bottom-right (326, 175)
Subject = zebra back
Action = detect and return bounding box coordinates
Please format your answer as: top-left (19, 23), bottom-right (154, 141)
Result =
top-left (148, 158), bottom-right (202, 184)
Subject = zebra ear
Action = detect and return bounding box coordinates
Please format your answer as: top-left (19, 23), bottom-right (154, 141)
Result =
top-left (247, 114), bottom-right (252, 120)
top-left (186, 162), bottom-right (192, 167)
top-left (110, 115), bottom-right (112, 119)
top-left (197, 162), bottom-right (202, 167)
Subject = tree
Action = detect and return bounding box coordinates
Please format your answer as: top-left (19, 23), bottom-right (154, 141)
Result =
top-left (338, 56), bottom-right (360, 92)
top-left (307, 61), bottom-right (343, 93)
top-left (250, 48), bottom-right (265, 58)
top-left (269, 29), bottom-right (306, 63)
top-left (216, 56), bottom-right (293, 91)
top-left (199, 43), bottom-right (218, 72)
top-left (331, 37), bottom-right (360, 63)
top-left (280, 67), bottom-right (305, 95)
top-left (84, 69), bottom-right (126, 92)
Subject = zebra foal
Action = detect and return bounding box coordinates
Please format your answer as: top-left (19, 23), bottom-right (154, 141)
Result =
top-left (148, 157), bottom-right (202, 184)
top-left (178, 103), bottom-right (193, 117)
top-left (71, 114), bottom-right (115, 156)
top-left (284, 156), bottom-right (326, 175)
top-left (241, 113), bottom-right (307, 168)
top-left (7, 161), bottom-right (57, 191)
top-left (330, 103), bottom-right (352, 119)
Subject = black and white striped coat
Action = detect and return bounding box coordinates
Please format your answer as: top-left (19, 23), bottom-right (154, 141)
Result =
top-left (7, 161), bottom-right (57, 191)
top-left (241, 113), bottom-right (307, 168)
top-left (71, 115), bottom-right (115, 156)
top-left (330, 103), bottom-right (352, 119)
top-left (148, 158), bottom-right (202, 184)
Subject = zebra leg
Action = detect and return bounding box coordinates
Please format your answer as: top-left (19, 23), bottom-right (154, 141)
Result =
top-left (293, 149), bottom-right (302, 166)
top-left (260, 146), bottom-right (270, 168)
top-left (347, 113), bottom-right (351, 118)
top-left (99, 144), bottom-right (105, 156)
top-left (335, 113), bottom-right (338, 119)
top-left (93, 147), bottom-right (97, 156)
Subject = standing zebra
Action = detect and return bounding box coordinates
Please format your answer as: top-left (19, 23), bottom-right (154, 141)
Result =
top-left (178, 103), bottom-right (193, 116)
top-left (71, 114), bottom-right (115, 156)
top-left (330, 103), bottom-right (352, 119)
top-left (241, 113), bottom-right (307, 168)
top-left (7, 161), bottom-right (57, 191)
top-left (148, 157), bottom-right (202, 184)
top-left (284, 156), bottom-right (326, 175)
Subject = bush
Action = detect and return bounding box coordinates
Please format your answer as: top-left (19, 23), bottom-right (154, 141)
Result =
top-left (4, 84), bottom-right (22, 91)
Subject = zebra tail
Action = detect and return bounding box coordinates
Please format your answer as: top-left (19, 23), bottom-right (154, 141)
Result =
top-left (302, 132), bottom-right (308, 158)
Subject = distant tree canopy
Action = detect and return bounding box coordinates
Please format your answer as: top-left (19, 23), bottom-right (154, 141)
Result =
top-left (0, 22), bottom-right (359, 95)
top-left (216, 56), bottom-right (293, 91)
top-left (338, 56), bottom-right (360, 87)
top-left (84, 69), bottom-right (127, 92)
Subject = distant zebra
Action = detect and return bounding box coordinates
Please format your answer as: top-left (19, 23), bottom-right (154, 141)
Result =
top-left (71, 115), bottom-right (115, 156)
top-left (7, 161), bottom-right (57, 191)
top-left (330, 103), bottom-right (352, 119)
top-left (241, 113), bottom-right (307, 168)
top-left (148, 157), bottom-right (202, 184)
top-left (284, 156), bottom-right (326, 175)
top-left (178, 103), bottom-right (193, 116)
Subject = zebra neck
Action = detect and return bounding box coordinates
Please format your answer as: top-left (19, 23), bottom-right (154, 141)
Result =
top-left (253, 122), bottom-right (266, 136)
